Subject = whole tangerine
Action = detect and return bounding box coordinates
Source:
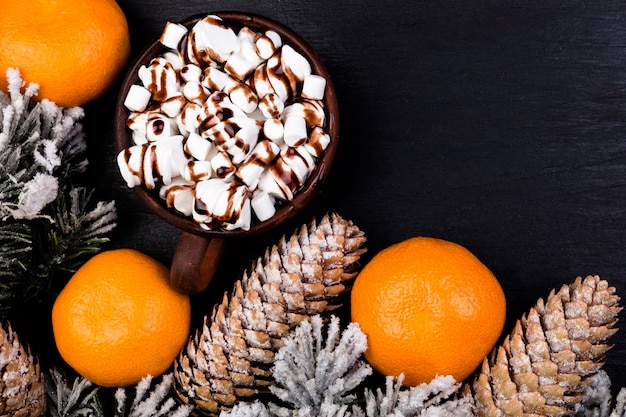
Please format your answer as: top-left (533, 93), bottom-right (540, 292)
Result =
top-left (350, 236), bottom-right (506, 386)
top-left (0, 0), bottom-right (131, 107)
top-left (52, 249), bottom-right (191, 387)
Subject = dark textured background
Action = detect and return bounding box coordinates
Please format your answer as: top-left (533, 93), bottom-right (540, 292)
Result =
top-left (77, 0), bottom-right (626, 392)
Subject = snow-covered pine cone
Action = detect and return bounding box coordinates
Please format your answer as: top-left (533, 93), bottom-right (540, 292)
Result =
top-left (173, 213), bottom-right (367, 415)
top-left (466, 275), bottom-right (621, 416)
top-left (0, 322), bottom-right (46, 417)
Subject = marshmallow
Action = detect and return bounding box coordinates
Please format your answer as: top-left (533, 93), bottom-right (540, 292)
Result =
top-left (176, 102), bottom-right (204, 134)
top-left (282, 100), bottom-right (325, 128)
top-left (117, 146), bottom-right (145, 188)
top-left (124, 84), bottom-right (152, 112)
top-left (236, 140), bottom-right (279, 187)
top-left (145, 113), bottom-right (176, 142)
top-left (251, 190), bottom-right (276, 221)
top-left (225, 77), bottom-right (258, 113)
top-left (280, 146), bottom-right (314, 185)
top-left (202, 66), bottom-right (229, 91)
top-left (182, 160), bottom-right (213, 182)
top-left (160, 177), bottom-right (195, 216)
top-left (142, 143), bottom-right (158, 190)
top-left (159, 94), bottom-right (186, 118)
top-left (184, 132), bottom-right (216, 161)
top-left (183, 81), bottom-right (210, 104)
top-left (263, 118), bottom-right (284, 143)
top-left (258, 93), bottom-right (284, 119)
top-left (160, 21), bottom-right (188, 50)
top-left (180, 64), bottom-right (203, 83)
top-left (283, 116), bottom-right (308, 147)
top-left (193, 178), bottom-right (230, 223)
top-left (190, 15), bottom-right (238, 65)
top-left (162, 50), bottom-right (185, 71)
top-left (305, 126), bottom-right (331, 157)
top-left (301, 74), bottom-right (326, 100)
top-left (139, 57), bottom-right (181, 101)
top-left (281, 45), bottom-right (312, 82)
top-left (210, 151), bottom-right (236, 180)
top-left (256, 31), bottom-right (282, 59)
top-left (225, 53), bottom-right (258, 81)
top-left (266, 54), bottom-right (290, 102)
top-left (154, 135), bottom-right (188, 184)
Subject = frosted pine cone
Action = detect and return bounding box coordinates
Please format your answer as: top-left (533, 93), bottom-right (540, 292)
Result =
top-left (0, 322), bottom-right (46, 417)
top-left (174, 213), bottom-right (367, 415)
top-left (466, 275), bottom-right (621, 416)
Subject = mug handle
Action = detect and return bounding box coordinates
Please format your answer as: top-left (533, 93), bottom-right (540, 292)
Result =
top-left (170, 232), bottom-right (227, 294)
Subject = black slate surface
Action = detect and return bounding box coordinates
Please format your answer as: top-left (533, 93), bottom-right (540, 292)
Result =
top-left (75, 0), bottom-right (626, 393)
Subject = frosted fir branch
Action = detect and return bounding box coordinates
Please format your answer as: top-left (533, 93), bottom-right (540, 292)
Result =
top-left (575, 370), bottom-right (626, 417)
top-left (269, 315), bottom-right (372, 415)
top-left (362, 374), bottom-right (473, 417)
top-left (114, 374), bottom-right (191, 417)
top-left (45, 368), bottom-right (103, 417)
top-left (0, 69), bottom-right (116, 316)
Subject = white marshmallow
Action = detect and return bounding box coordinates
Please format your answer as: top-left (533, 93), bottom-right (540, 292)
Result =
top-left (184, 132), bottom-right (215, 161)
top-left (301, 74), bottom-right (326, 100)
top-left (180, 64), bottom-right (203, 83)
top-left (159, 94), bottom-right (186, 118)
top-left (225, 78), bottom-right (258, 113)
top-left (266, 55), bottom-right (290, 102)
top-left (182, 160), bottom-right (213, 182)
top-left (142, 143), bottom-right (158, 190)
top-left (202, 67), bottom-right (229, 91)
top-left (225, 53), bottom-right (258, 81)
top-left (237, 161), bottom-right (265, 188)
top-left (160, 21), bottom-right (188, 50)
top-left (236, 139), bottom-right (278, 187)
top-left (283, 116), bottom-right (308, 147)
top-left (305, 126), bottom-right (331, 157)
top-left (280, 147), bottom-right (312, 185)
top-left (258, 168), bottom-right (289, 200)
top-left (155, 135), bottom-right (188, 184)
top-left (124, 84), bottom-right (152, 112)
top-left (282, 100), bottom-right (326, 127)
top-left (281, 44), bottom-right (311, 82)
top-left (139, 57), bottom-right (181, 100)
top-left (256, 31), bottom-right (282, 59)
top-left (183, 81), bottom-right (210, 104)
top-left (176, 102), bottom-right (204, 134)
top-left (193, 178), bottom-right (230, 223)
top-left (132, 129), bottom-right (149, 146)
top-left (210, 151), bottom-right (236, 180)
top-left (117, 147), bottom-right (144, 188)
top-left (191, 15), bottom-right (238, 64)
top-left (160, 177), bottom-right (195, 216)
top-left (263, 118), bottom-right (284, 143)
top-left (162, 50), bottom-right (185, 70)
top-left (145, 114), bottom-right (175, 142)
top-left (258, 93), bottom-right (284, 119)
top-left (251, 190), bottom-right (276, 221)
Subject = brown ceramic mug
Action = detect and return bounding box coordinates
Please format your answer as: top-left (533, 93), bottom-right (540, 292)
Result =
top-left (114, 12), bottom-right (339, 294)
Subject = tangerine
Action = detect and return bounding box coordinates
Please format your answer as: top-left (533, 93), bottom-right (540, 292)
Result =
top-left (0, 0), bottom-right (130, 107)
top-left (52, 249), bottom-right (191, 387)
top-left (350, 237), bottom-right (506, 386)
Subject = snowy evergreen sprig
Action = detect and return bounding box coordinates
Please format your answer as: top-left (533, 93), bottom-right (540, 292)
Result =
top-left (222, 316), bottom-right (474, 417)
top-left (0, 68), bottom-right (116, 316)
top-left (575, 370), bottom-right (626, 417)
top-left (269, 315), bottom-right (373, 415)
top-left (361, 374), bottom-right (473, 417)
top-left (45, 369), bottom-right (192, 417)
top-left (113, 374), bottom-right (191, 417)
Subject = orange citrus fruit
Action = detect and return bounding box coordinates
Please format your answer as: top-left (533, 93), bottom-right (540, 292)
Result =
top-left (52, 249), bottom-right (191, 387)
top-left (0, 0), bottom-right (130, 107)
top-left (351, 236), bottom-right (506, 386)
